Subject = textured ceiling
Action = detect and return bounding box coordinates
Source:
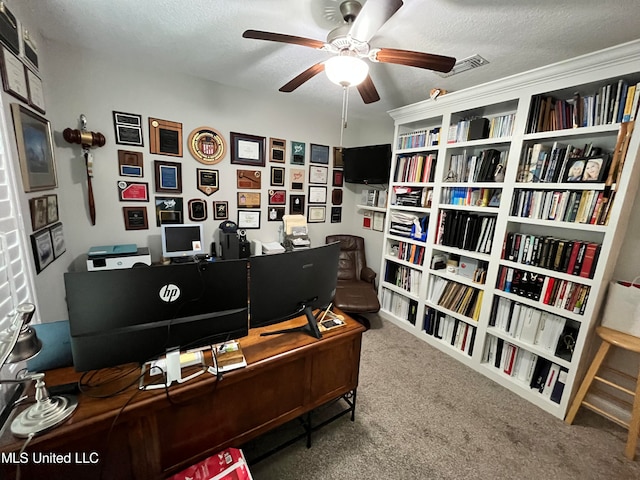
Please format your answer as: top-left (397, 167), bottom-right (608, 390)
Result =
top-left (18, 0), bottom-right (640, 119)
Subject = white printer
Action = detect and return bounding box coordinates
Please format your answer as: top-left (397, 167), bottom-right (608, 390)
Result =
top-left (87, 244), bottom-right (151, 271)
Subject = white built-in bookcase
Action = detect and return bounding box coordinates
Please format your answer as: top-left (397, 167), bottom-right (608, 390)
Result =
top-left (378, 40), bottom-right (640, 419)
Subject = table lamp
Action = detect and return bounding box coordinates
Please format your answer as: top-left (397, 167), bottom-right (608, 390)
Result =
top-left (0, 303), bottom-right (77, 437)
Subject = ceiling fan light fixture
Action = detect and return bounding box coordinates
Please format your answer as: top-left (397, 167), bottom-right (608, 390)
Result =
top-left (325, 55), bottom-right (369, 87)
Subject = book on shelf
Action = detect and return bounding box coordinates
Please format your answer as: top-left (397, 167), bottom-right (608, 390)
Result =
top-left (215, 340), bottom-right (247, 373)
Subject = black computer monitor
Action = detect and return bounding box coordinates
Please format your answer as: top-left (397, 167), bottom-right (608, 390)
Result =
top-left (64, 260), bottom-right (248, 372)
top-left (249, 243), bottom-right (340, 339)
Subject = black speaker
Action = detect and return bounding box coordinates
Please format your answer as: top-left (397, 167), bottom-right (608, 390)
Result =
top-left (239, 241), bottom-right (251, 259)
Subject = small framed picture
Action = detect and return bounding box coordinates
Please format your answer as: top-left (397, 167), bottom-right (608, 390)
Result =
top-left (308, 186), bottom-right (327, 204)
top-left (25, 68), bottom-right (45, 114)
top-left (238, 210), bottom-right (261, 229)
top-left (582, 157), bottom-right (605, 182)
top-left (118, 150), bottom-right (144, 177)
top-left (0, 47), bottom-right (29, 103)
top-left (46, 194), bottom-right (58, 224)
top-left (290, 194), bottom-right (305, 215)
top-left (271, 166), bottom-right (285, 186)
top-left (268, 189), bottom-right (286, 205)
top-left (333, 147), bottom-right (344, 168)
top-left (197, 169), bottom-right (219, 196)
top-left (30, 229), bottom-right (54, 273)
top-left (123, 206), bottom-right (149, 230)
top-left (268, 207), bottom-right (286, 221)
top-left (118, 181), bottom-right (149, 201)
top-left (230, 132), bottom-right (265, 166)
top-left (333, 169), bottom-right (344, 187)
top-left (113, 111), bottom-right (143, 147)
top-left (154, 160), bottom-right (182, 193)
top-left (308, 205), bottom-right (326, 223)
top-left (564, 159), bottom-right (585, 182)
top-left (213, 201), bottom-right (228, 220)
top-left (310, 143), bottom-right (329, 164)
top-left (270, 137), bottom-right (286, 163)
top-left (49, 222), bottom-right (66, 258)
top-left (237, 192), bottom-right (261, 209)
top-left (331, 206), bottom-right (342, 223)
top-left (237, 169), bottom-right (262, 189)
top-left (149, 117), bottom-right (182, 157)
top-left (290, 168), bottom-right (305, 191)
top-left (155, 196), bottom-right (183, 226)
top-left (29, 196), bottom-right (47, 230)
top-left (188, 199), bottom-right (208, 221)
top-left (291, 141), bottom-right (305, 165)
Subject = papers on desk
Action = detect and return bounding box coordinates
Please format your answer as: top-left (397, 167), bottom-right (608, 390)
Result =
top-left (262, 241), bottom-right (285, 254)
top-left (215, 341), bottom-right (247, 373)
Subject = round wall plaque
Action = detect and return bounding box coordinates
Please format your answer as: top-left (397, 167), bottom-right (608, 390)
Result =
top-left (187, 126), bottom-right (226, 165)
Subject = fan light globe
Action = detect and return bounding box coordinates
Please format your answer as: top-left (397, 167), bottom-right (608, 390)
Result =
top-left (325, 55), bottom-right (369, 87)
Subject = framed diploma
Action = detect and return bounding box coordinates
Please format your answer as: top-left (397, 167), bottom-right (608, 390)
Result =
top-left (197, 168), bottom-right (219, 195)
top-left (0, 46), bottom-right (28, 103)
top-left (154, 160), bottom-right (182, 193)
top-left (149, 117), bottom-right (183, 157)
top-left (25, 67), bottom-right (45, 114)
top-left (238, 210), bottom-right (261, 229)
top-left (123, 206), bottom-right (149, 230)
top-left (308, 206), bottom-right (326, 223)
top-left (308, 186), bottom-right (327, 204)
top-left (118, 181), bottom-right (149, 201)
top-left (230, 132), bottom-right (265, 166)
top-left (309, 166), bottom-right (328, 184)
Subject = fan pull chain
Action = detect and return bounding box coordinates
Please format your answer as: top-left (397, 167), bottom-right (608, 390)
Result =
top-left (340, 86), bottom-right (350, 147)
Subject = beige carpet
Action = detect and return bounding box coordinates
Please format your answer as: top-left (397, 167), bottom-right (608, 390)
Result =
top-left (245, 315), bottom-right (640, 479)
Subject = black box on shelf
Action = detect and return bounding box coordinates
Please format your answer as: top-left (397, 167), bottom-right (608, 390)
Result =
top-left (468, 118), bottom-right (490, 141)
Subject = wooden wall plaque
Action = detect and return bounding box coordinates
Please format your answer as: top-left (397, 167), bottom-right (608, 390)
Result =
top-left (149, 117), bottom-right (182, 156)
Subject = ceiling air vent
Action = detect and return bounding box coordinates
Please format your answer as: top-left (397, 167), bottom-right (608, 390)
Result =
top-left (435, 54), bottom-right (489, 78)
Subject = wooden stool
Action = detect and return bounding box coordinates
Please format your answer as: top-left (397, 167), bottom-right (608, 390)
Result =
top-left (565, 326), bottom-right (640, 460)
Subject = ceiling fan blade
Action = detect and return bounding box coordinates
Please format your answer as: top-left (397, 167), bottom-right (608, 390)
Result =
top-left (373, 48), bottom-right (456, 73)
top-left (348, 0), bottom-right (403, 43)
top-left (357, 75), bottom-right (380, 104)
top-left (279, 63), bottom-right (326, 93)
top-left (242, 29), bottom-right (325, 49)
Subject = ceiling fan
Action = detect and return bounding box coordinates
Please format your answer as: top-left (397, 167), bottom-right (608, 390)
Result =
top-left (242, 0), bottom-right (456, 104)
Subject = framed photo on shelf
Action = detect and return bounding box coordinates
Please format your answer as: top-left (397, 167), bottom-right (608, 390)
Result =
top-left (238, 210), bottom-right (261, 229)
top-left (308, 205), bottom-right (326, 223)
top-left (154, 160), bottom-right (182, 193)
top-left (230, 132), bottom-right (265, 166)
top-left (310, 143), bottom-right (329, 164)
top-left (30, 228), bottom-right (54, 273)
top-left (564, 159), bottom-right (586, 182)
top-left (0, 46), bottom-right (29, 103)
top-left (46, 194), bottom-right (58, 224)
top-left (213, 201), bottom-right (228, 220)
top-left (123, 206), bottom-right (149, 230)
top-left (308, 186), bottom-right (327, 204)
top-left (49, 222), bottom-right (66, 258)
top-left (118, 181), bottom-right (149, 202)
top-left (29, 196), bottom-right (47, 231)
top-left (309, 166), bottom-right (328, 184)
top-left (11, 103), bottom-right (57, 192)
top-left (582, 157), bottom-right (606, 182)
top-left (113, 111), bottom-right (143, 147)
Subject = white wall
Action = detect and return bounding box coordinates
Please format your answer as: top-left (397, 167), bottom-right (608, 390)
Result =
top-left (7, 14), bottom-right (392, 321)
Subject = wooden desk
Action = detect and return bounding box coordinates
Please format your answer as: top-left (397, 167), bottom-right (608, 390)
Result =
top-left (0, 310), bottom-right (365, 480)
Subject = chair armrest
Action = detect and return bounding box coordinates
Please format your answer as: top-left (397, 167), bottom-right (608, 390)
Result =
top-left (360, 267), bottom-right (377, 284)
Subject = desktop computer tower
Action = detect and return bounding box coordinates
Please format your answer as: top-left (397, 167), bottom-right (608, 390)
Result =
top-left (220, 232), bottom-right (240, 260)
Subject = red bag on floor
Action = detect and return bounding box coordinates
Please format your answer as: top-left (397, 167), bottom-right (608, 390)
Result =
top-left (168, 448), bottom-right (253, 480)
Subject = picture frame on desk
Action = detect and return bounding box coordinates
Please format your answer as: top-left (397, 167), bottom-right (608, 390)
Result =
top-left (11, 103), bottom-right (57, 192)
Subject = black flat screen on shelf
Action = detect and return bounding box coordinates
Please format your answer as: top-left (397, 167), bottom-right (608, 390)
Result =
top-left (343, 143), bottom-right (392, 184)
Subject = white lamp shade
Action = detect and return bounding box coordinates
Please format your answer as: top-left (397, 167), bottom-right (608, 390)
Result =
top-left (325, 56), bottom-right (369, 87)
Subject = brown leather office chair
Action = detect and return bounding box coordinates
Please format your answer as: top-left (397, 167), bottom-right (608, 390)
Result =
top-left (326, 235), bottom-right (381, 328)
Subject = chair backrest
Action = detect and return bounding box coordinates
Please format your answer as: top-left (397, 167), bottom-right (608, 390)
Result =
top-left (326, 235), bottom-right (367, 282)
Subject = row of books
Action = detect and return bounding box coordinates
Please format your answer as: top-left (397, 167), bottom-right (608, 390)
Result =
top-left (502, 233), bottom-right (601, 279)
top-left (423, 308), bottom-right (476, 356)
top-left (429, 277), bottom-right (483, 320)
top-left (381, 288), bottom-right (418, 325)
top-left (391, 186), bottom-right (432, 208)
top-left (384, 262), bottom-right (422, 295)
top-left (445, 148), bottom-right (505, 183)
top-left (510, 188), bottom-right (613, 226)
top-left (484, 337), bottom-right (567, 404)
top-left (487, 113), bottom-right (516, 139)
top-left (526, 78), bottom-right (640, 133)
top-left (391, 241), bottom-right (425, 266)
top-left (446, 117), bottom-right (491, 143)
top-left (517, 142), bottom-right (606, 183)
top-left (540, 278), bottom-right (590, 315)
top-left (396, 127), bottom-right (440, 150)
top-left (490, 297), bottom-right (579, 361)
top-left (440, 187), bottom-right (501, 207)
top-left (436, 211), bottom-right (496, 254)
top-left (394, 154), bottom-right (437, 183)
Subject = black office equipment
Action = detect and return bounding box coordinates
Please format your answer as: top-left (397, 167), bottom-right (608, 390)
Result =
top-left (64, 260), bottom-right (248, 371)
top-left (249, 243), bottom-right (340, 339)
top-left (343, 144), bottom-right (392, 184)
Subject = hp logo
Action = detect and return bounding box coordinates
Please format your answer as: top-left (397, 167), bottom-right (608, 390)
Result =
top-left (159, 284), bottom-right (181, 303)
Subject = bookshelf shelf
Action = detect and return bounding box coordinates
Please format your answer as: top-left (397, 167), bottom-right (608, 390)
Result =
top-left (356, 204), bottom-right (386, 212)
top-left (381, 281), bottom-right (420, 301)
top-left (379, 40), bottom-right (640, 419)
